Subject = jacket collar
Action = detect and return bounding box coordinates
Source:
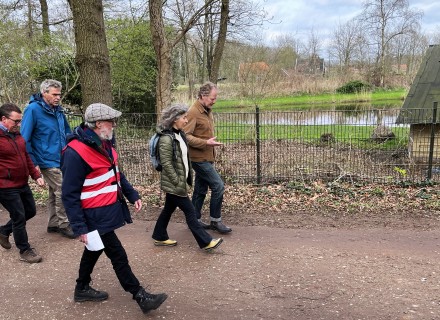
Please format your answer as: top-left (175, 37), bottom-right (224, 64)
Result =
top-left (30, 93), bottom-right (64, 113)
top-left (194, 100), bottom-right (210, 114)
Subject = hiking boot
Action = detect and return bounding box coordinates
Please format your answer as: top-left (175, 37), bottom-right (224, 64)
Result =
top-left (210, 221), bottom-right (232, 234)
top-left (204, 238), bottom-right (224, 252)
top-left (0, 233), bottom-right (11, 250)
top-left (47, 226), bottom-right (59, 233)
top-left (59, 226), bottom-right (75, 239)
top-left (153, 239), bottom-right (177, 247)
top-left (134, 287), bottom-right (167, 314)
top-left (20, 248), bottom-right (42, 263)
top-left (74, 285), bottom-right (109, 302)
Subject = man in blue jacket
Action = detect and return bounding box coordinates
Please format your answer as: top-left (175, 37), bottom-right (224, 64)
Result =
top-left (21, 79), bottom-right (74, 239)
top-left (61, 103), bottom-right (167, 314)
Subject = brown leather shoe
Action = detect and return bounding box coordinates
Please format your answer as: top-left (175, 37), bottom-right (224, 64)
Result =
top-left (210, 221), bottom-right (232, 234)
top-left (0, 233), bottom-right (11, 250)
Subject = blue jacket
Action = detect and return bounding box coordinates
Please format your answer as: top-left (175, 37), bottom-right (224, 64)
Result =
top-left (61, 124), bottom-right (140, 236)
top-left (21, 93), bottom-right (71, 169)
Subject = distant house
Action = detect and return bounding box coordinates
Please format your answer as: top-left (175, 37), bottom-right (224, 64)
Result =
top-left (238, 61), bottom-right (270, 82)
top-left (395, 44), bottom-right (440, 163)
top-left (295, 54), bottom-right (326, 75)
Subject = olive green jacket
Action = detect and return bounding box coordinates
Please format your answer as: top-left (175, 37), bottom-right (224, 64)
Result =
top-left (158, 130), bottom-right (192, 197)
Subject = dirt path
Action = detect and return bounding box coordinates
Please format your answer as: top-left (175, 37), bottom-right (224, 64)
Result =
top-left (1, 209), bottom-right (440, 320)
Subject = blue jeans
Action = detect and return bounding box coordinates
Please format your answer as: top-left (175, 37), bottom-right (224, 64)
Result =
top-left (0, 185), bottom-right (36, 253)
top-left (191, 161), bottom-right (224, 222)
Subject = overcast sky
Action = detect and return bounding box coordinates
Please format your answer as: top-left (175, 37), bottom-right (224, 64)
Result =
top-left (261, 0), bottom-right (440, 52)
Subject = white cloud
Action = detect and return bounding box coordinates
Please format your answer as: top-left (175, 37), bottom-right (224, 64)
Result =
top-left (261, 0), bottom-right (439, 51)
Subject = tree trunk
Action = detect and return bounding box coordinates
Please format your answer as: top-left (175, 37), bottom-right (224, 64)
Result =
top-left (39, 0), bottom-right (50, 45)
top-left (200, 3), bottom-right (209, 83)
top-left (26, 0), bottom-right (33, 39)
top-left (209, 0), bottom-right (229, 83)
top-left (149, 0), bottom-right (173, 113)
top-left (183, 35), bottom-right (195, 100)
top-left (68, 0), bottom-right (113, 107)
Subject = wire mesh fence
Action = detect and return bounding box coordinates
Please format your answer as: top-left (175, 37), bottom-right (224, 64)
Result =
top-left (67, 106), bottom-right (440, 185)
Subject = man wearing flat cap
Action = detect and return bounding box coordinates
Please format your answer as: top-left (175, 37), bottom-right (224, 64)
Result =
top-left (61, 103), bottom-right (167, 314)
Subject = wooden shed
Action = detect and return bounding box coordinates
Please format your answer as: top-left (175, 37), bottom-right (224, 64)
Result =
top-left (395, 44), bottom-right (440, 164)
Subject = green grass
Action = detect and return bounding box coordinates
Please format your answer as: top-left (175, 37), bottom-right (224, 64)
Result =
top-left (214, 89), bottom-right (406, 111)
top-left (216, 122), bottom-right (409, 150)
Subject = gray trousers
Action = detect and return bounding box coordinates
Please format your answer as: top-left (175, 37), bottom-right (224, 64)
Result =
top-left (41, 168), bottom-right (69, 229)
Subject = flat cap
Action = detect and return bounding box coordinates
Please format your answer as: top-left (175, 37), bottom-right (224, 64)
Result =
top-left (84, 103), bottom-right (122, 122)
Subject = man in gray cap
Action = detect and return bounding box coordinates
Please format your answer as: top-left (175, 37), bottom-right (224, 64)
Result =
top-left (61, 103), bottom-right (167, 314)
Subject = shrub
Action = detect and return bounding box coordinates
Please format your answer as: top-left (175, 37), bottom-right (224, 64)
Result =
top-left (336, 80), bottom-right (372, 94)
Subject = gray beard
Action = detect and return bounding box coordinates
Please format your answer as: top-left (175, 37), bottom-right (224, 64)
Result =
top-left (99, 131), bottom-right (113, 141)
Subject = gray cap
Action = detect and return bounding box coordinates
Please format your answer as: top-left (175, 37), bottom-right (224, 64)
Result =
top-left (84, 103), bottom-right (122, 122)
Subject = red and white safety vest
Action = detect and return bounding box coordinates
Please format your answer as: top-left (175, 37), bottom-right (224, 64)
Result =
top-left (68, 140), bottom-right (121, 209)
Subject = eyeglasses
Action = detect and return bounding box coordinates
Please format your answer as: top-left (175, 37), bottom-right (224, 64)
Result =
top-left (6, 116), bottom-right (22, 124)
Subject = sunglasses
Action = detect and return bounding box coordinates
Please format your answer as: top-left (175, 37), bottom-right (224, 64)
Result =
top-left (6, 116), bottom-right (22, 124)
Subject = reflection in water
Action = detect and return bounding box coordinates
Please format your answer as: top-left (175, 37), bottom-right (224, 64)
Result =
top-left (229, 105), bottom-right (404, 127)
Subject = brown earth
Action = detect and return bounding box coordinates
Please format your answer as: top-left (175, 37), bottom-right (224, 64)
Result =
top-left (1, 183), bottom-right (440, 320)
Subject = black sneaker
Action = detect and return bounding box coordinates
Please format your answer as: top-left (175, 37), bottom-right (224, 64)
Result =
top-left (135, 287), bottom-right (167, 314)
top-left (74, 285), bottom-right (109, 302)
top-left (47, 226), bottom-right (59, 233)
top-left (59, 226), bottom-right (76, 239)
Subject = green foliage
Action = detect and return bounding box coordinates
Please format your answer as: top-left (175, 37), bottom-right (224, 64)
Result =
top-left (0, 20), bottom-right (40, 105)
top-left (29, 42), bottom-right (81, 107)
top-left (370, 187), bottom-right (385, 197)
top-left (286, 181), bottom-right (314, 195)
top-left (336, 81), bottom-right (373, 94)
top-left (107, 18), bottom-right (157, 114)
top-left (393, 166), bottom-right (407, 178)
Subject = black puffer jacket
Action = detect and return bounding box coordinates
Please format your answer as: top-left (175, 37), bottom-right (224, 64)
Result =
top-left (158, 129), bottom-right (192, 197)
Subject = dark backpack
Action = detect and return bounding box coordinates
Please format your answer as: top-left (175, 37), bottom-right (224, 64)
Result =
top-left (149, 132), bottom-right (177, 171)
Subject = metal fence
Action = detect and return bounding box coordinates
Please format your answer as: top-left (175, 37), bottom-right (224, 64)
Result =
top-left (68, 106), bottom-right (440, 185)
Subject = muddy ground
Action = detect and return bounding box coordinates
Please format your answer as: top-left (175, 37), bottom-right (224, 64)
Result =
top-left (1, 183), bottom-right (440, 320)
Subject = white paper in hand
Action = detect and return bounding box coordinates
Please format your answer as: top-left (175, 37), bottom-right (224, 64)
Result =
top-left (85, 230), bottom-right (104, 251)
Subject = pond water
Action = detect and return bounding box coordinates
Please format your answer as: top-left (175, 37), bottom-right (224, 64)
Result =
top-left (224, 103), bottom-right (406, 127)
top-left (263, 108), bottom-right (402, 126)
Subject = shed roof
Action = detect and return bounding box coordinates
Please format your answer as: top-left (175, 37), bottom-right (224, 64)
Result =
top-left (396, 44), bottom-right (440, 124)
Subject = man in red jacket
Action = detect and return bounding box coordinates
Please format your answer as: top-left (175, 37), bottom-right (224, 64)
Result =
top-left (0, 103), bottom-right (45, 263)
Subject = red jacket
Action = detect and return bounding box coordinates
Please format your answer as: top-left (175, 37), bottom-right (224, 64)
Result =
top-left (0, 129), bottom-right (41, 188)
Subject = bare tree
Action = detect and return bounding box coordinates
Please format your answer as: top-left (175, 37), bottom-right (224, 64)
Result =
top-left (358, 0), bottom-right (422, 87)
top-left (68, 0), bottom-right (113, 107)
top-left (328, 19), bottom-right (363, 74)
top-left (149, 0), bottom-right (219, 112)
top-left (208, 0), bottom-right (228, 83)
